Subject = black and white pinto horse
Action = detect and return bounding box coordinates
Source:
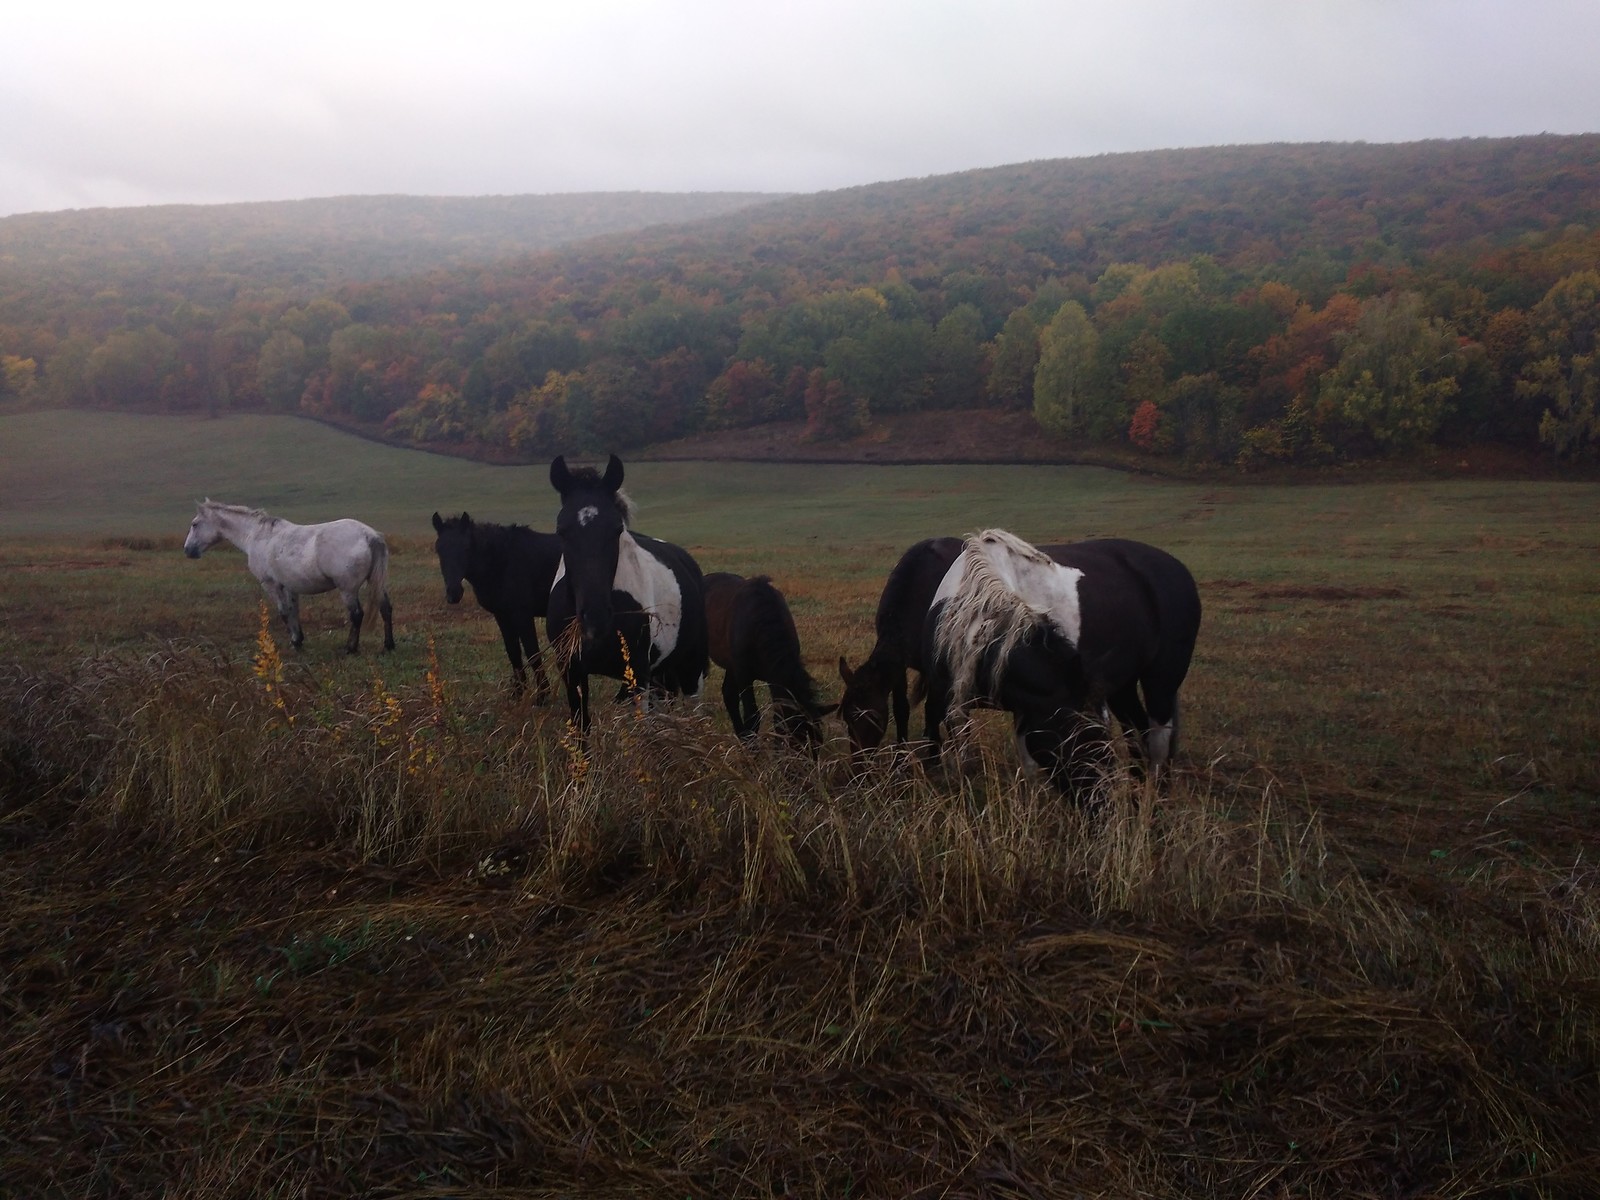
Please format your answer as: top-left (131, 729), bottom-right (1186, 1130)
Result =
top-left (431, 512), bottom-right (563, 699)
top-left (547, 455), bottom-right (708, 730)
top-left (704, 572), bottom-right (835, 750)
top-left (183, 499), bottom-right (395, 654)
top-left (922, 530), bottom-right (1201, 797)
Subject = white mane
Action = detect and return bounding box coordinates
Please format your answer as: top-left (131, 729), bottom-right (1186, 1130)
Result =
top-left (198, 499), bottom-right (277, 526)
top-left (932, 528), bottom-right (1083, 708)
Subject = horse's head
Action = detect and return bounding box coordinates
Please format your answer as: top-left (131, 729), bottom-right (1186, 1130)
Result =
top-left (431, 511), bottom-right (473, 604)
top-left (550, 454), bottom-right (630, 648)
top-left (1018, 712), bottom-right (1113, 806)
top-left (775, 696), bottom-right (840, 755)
top-left (837, 656), bottom-right (892, 757)
top-left (183, 500), bottom-right (223, 559)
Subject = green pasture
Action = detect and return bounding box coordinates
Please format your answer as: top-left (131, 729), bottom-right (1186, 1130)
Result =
top-left (3, 409), bottom-right (1597, 840)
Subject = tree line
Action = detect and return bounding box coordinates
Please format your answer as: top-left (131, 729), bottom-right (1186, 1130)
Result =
top-left (2, 137), bottom-right (1597, 464)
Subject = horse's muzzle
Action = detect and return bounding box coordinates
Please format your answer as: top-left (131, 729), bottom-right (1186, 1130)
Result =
top-left (445, 583), bottom-right (464, 604)
top-left (183, 546), bottom-right (201, 559)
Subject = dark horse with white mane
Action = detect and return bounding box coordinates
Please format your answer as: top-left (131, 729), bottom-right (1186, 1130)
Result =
top-left (431, 512), bottom-right (562, 699)
top-left (704, 572), bottom-right (835, 750)
top-left (920, 529), bottom-right (1201, 797)
top-left (547, 455), bottom-right (709, 730)
top-left (183, 499), bottom-right (394, 654)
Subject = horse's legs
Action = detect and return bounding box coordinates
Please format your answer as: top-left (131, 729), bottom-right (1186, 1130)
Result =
top-left (495, 613), bottom-right (528, 695)
top-left (1107, 683), bottom-right (1151, 768)
top-left (891, 665), bottom-right (910, 744)
top-left (920, 663), bottom-right (952, 766)
top-left (341, 587), bottom-right (364, 654)
top-left (565, 667), bottom-right (590, 733)
top-left (1141, 690), bottom-right (1180, 773)
top-left (521, 624), bottom-right (552, 703)
top-left (378, 592), bottom-right (395, 652)
top-left (265, 582), bottom-right (304, 650)
top-left (722, 672), bottom-right (757, 738)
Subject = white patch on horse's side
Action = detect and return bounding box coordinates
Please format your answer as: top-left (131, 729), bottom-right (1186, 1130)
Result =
top-left (577, 505), bottom-right (600, 527)
top-left (932, 528), bottom-right (1084, 707)
top-left (613, 532), bottom-right (682, 664)
top-left (1147, 718), bottom-right (1174, 767)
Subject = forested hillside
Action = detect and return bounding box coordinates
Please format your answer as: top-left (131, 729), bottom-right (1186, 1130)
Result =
top-left (3, 136), bottom-right (1598, 466)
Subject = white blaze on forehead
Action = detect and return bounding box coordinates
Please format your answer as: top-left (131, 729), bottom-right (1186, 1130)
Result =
top-left (577, 505), bottom-right (600, 527)
top-left (613, 532), bottom-right (682, 664)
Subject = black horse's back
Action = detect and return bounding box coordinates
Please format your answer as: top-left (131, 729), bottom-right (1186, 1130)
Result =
top-left (875, 536), bottom-right (965, 669)
top-left (1045, 538), bottom-right (1201, 727)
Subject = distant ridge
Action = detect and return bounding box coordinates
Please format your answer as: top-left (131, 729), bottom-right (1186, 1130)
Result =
top-left (0, 190), bottom-right (788, 285)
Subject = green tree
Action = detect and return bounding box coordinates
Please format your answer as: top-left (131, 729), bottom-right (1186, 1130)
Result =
top-left (1317, 292), bottom-right (1463, 455)
top-left (987, 308), bottom-right (1040, 410)
top-left (928, 304), bottom-right (987, 408)
top-left (85, 328), bottom-right (179, 409)
top-left (0, 355), bottom-right (38, 405)
top-left (1033, 302), bottom-right (1099, 437)
top-left (256, 330), bottom-right (308, 412)
top-left (1519, 271), bottom-right (1600, 459)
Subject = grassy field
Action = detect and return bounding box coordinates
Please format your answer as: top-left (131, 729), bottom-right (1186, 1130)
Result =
top-left (3, 410), bottom-right (1599, 1197)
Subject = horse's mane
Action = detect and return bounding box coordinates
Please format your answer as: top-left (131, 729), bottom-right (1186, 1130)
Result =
top-left (558, 468), bottom-right (637, 525)
top-left (199, 499), bottom-right (278, 525)
top-left (933, 529), bottom-right (1055, 707)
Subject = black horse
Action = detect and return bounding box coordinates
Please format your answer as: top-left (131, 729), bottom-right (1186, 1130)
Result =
top-left (837, 536), bottom-right (965, 757)
top-left (431, 512), bottom-right (562, 700)
top-left (704, 572), bottom-right (835, 749)
top-left (546, 454), bottom-right (709, 730)
top-left (920, 529), bottom-right (1202, 797)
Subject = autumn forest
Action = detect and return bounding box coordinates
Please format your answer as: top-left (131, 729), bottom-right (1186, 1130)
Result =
top-left (2, 135), bottom-right (1598, 467)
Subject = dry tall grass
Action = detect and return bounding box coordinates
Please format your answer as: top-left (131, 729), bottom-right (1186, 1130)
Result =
top-left (4, 641), bottom-right (1597, 1198)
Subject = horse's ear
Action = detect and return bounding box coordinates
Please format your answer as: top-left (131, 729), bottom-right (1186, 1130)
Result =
top-left (461, 511), bottom-right (471, 527)
top-left (838, 656), bottom-right (854, 685)
top-left (550, 455), bottom-right (571, 495)
top-left (432, 512), bottom-right (444, 533)
top-left (602, 454), bottom-right (624, 493)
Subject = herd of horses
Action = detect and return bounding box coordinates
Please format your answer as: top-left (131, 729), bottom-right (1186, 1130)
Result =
top-left (184, 455), bottom-right (1202, 799)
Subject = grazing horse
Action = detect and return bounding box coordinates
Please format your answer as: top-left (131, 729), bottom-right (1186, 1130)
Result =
top-left (921, 530), bottom-right (1201, 797)
top-left (546, 454), bottom-right (708, 730)
top-left (431, 512), bottom-right (562, 699)
top-left (837, 536), bottom-right (965, 757)
top-left (182, 499), bottom-right (395, 653)
top-left (704, 572), bottom-right (836, 749)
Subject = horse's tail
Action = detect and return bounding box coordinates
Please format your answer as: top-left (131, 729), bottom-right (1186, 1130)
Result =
top-left (933, 531), bottom-right (1050, 708)
top-left (367, 533), bottom-right (392, 609)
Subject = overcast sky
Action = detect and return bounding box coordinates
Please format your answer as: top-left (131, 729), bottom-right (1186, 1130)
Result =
top-left (4, 0), bottom-right (1596, 218)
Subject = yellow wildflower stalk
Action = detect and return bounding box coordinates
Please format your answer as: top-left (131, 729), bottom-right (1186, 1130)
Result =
top-left (252, 602), bottom-right (293, 726)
